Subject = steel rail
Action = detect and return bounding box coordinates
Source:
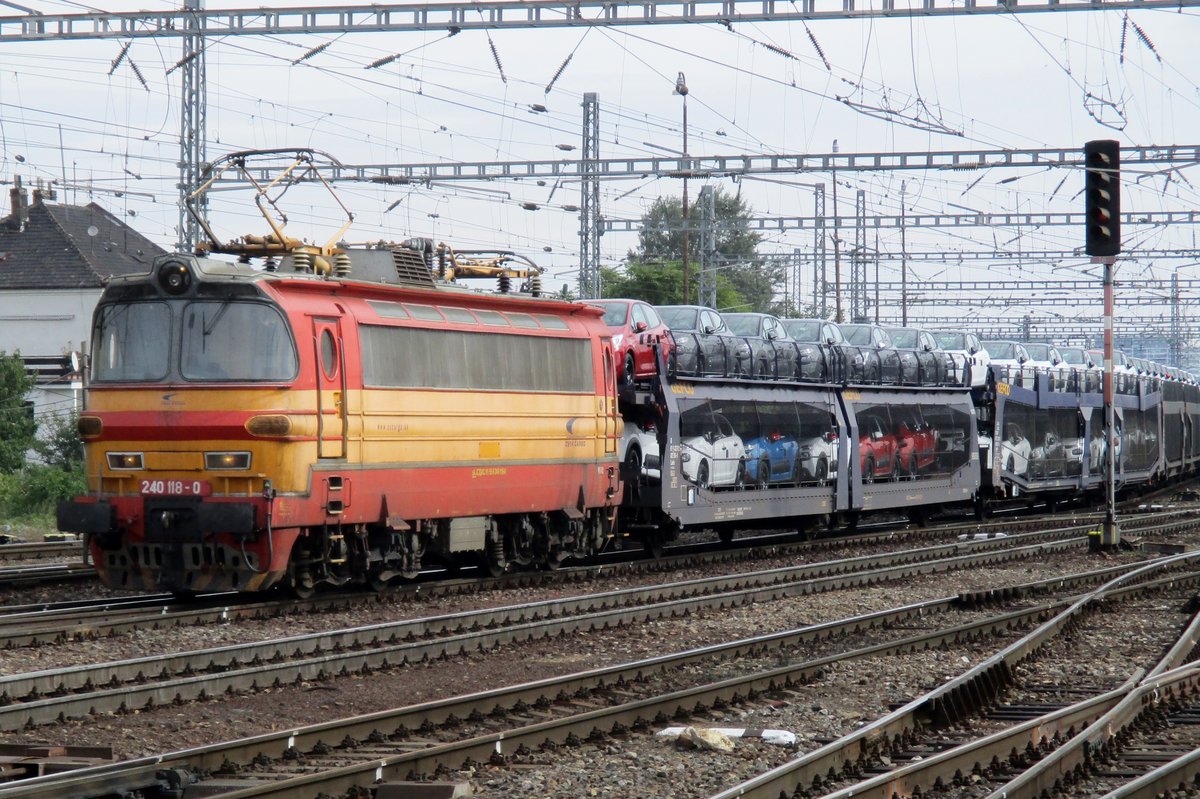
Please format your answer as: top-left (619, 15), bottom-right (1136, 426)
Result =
top-left (806, 574), bottom-right (1200, 799)
top-left (0, 530), bottom-right (1091, 731)
top-left (0, 514), bottom-right (1105, 648)
top-left (15, 556), bottom-right (1199, 799)
top-left (0, 540), bottom-right (80, 562)
top-left (0, 583), bottom-right (1087, 799)
top-left (707, 549), bottom-right (1200, 799)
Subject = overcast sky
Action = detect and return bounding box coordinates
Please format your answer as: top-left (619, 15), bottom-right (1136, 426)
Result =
top-left (3, 0), bottom-right (1199, 336)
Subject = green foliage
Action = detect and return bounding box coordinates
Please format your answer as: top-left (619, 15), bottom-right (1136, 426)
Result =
top-left (0, 464), bottom-right (86, 519)
top-left (601, 260), bottom-right (742, 310)
top-left (35, 411), bottom-right (84, 471)
top-left (0, 351), bottom-right (37, 473)
top-left (620, 189), bottom-right (784, 313)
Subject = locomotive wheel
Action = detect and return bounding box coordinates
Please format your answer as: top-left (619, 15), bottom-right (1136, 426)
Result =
top-left (864, 457), bottom-right (875, 484)
top-left (290, 580), bottom-right (316, 600)
top-left (485, 555), bottom-right (508, 578)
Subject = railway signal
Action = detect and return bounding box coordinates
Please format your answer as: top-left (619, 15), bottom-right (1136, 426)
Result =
top-left (1084, 139), bottom-right (1121, 257)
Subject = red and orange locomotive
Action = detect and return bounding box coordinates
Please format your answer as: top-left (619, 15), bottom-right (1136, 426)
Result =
top-left (58, 244), bottom-right (622, 594)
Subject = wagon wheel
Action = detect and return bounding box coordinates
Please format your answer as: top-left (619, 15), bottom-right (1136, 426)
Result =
top-left (718, 527), bottom-right (735, 544)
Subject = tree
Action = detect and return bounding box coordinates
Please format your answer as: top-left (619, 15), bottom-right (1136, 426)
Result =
top-left (622, 188), bottom-right (784, 313)
top-left (0, 351), bottom-right (37, 473)
top-left (35, 410), bottom-right (83, 471)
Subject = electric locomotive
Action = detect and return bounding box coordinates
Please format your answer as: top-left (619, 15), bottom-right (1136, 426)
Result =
top-left (58, 246), bottom-right (622, 594)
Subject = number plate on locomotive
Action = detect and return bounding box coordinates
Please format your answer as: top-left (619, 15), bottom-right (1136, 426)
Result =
top-left (140, 479), bottom-right (212, 497)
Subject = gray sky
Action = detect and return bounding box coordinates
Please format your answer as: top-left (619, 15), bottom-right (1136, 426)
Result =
top-left (3, 1), bottom-right (1199, 333)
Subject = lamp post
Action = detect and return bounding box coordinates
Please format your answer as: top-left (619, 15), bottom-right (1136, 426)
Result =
top-left (675, 72), bottom-right (690, 305)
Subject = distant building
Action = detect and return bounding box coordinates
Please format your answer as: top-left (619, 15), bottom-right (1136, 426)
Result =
top-left (0, 177), bottom-right (167, 451)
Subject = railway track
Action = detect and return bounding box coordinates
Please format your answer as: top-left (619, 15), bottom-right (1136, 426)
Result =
top-left (0, 510), bottom-right (1157, 647)
top-left (4, 537), bottom-right (1198, 798)
top-left (0, 525), bottom-right (1101, 732)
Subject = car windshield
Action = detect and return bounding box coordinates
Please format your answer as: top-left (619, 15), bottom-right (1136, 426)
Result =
top-left (1060, 348), bottom-right (1088, 365)
top-left (935, 332), bottom-right (967, 350)
top-left (781, 319), bottom-right (820, 341)
top-left (1024, 343), bottom-right (1050, 360)
top-left (841, 325), bottom-right (872, 346)
top-left (657, 307), bottom-right (699, 330)
top-left (985, 342), bottom-right (1019, 359)
top-left (888, 330), bottom-right (918, 348)
top-left (724, 316), bottom-right (760, 336)
top-left (596, 303), bottom-right (629, 326)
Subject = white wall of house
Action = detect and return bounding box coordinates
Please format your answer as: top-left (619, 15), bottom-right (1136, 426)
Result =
top-left (0, 288), bottom-right (97, 462)
top-left (0, 287), bottom-right (100, 359)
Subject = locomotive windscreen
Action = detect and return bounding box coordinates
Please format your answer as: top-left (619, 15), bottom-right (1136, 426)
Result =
top-left (91, 299), bottom-right (298, 383)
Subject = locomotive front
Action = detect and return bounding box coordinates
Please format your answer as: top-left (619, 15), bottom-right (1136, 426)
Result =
top-left (58, 254), bottom-right (311, 593)
top-left (59, 248), bottom-right (623, 595)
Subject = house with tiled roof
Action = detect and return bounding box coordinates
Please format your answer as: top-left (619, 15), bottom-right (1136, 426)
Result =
top-left (0, 177), bottom-right (167, 443)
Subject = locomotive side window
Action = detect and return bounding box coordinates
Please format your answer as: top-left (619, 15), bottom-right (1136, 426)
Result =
top-left (92, 302), bottom-right (171, 382)
top-left (360, 325), bottom-right (592, 392)
top-left (180, 301), bottom-right (298, 381)
top-left (320, 329), bottom-right (338, 378)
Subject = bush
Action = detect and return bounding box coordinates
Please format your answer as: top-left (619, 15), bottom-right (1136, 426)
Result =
top-left (0, 465), bottom-right (86, 520)
top-left (35, 411), bottom-right (83, 470)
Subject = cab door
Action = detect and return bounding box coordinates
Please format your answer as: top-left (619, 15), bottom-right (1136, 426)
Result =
top-left (312, 318), bottom-right (346, 459)
top-left (601, 343), bottom-right (618, 454)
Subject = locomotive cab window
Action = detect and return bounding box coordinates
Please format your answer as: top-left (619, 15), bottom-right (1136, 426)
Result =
top-left (180, 301), bottom-right (298, 382)
top-left (92, 302), bottom-right (172, 382)
top-left (319, 329), bottom-right (338, 378)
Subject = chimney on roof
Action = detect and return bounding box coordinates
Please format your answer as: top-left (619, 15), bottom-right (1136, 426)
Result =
top-left (31, 177), bottom-right (56, 206)
top-left (7, 175), bottom-right (27, 232)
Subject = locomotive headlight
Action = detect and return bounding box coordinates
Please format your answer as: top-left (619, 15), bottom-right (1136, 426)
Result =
top-left (157, 260), bottom-right (193, 295)
top-left (106, 452), bottom-right (144, 470)
top-left (205, 451), bottom-right (251, 470)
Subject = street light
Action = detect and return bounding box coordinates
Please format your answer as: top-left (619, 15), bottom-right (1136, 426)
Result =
top-left (675, 72), bottom-right (690, 305)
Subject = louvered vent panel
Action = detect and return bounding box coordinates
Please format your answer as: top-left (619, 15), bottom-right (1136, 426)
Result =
top-left (391, 248), bottom-right (436, 287)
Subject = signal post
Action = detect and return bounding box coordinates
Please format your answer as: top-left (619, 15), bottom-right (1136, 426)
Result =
top-left (1085, 139), bottom-right (1121, 548)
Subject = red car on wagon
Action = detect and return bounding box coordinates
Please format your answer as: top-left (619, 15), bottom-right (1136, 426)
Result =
top-left (583, 299), bottom-right (675, 385)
